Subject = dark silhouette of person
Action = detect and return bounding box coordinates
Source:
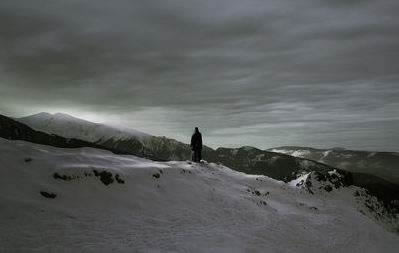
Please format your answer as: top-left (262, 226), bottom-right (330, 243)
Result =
top-left (190, 127), bottom-right (202, 162)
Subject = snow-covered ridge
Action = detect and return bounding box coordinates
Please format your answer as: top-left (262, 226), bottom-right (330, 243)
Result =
top-left (17, 112), bottom-right (151, 144)
top-left (0, 138), bottom-right (398, 252)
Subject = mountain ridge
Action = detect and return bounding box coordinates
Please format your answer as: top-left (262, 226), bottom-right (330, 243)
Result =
top-left (3, 112), bottom-right (399, 206)
top-left (269, 146), bottom-right (399, 185)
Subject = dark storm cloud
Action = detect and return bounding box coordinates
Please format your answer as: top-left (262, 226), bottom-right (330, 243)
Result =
top-left (1, 0), bottom-right (399, 151)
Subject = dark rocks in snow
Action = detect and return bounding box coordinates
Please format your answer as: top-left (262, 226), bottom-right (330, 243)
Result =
top-left (247, 187), bottom-right (269, 198)
top-left (180, 169), bottom-right (191, 174)
top-left (93, 170), bottom-right (114, 185)
top-left (300, 170), bottom-right (353, 194)
top-left (353, 188), bottom-right (399, 233)
top-left (53, 172), bottom-right (74, 181)
top-left (53, 170), bottom-right (125, 186)
top-left (115, 174), bottom-right (125, 184)
top-left (314, 172), bottom-right (326, 181)
top-left (153, 173), bottom-right (161, 179)
top-left (324, 185), bottom-right (333, 192)
top-left (40, 191), bottom-right (57, 199)
top-left (298, 202), bottom-right (318, 211)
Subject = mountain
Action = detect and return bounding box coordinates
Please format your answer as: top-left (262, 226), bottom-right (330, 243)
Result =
top-left (10, 113), bottom-right (399, 205)
top-left (269, 146), bottom-right (399, 185)
top-left (15, 113), bottom-right (349, 184)
top-left (207, 146), bottom-right (351, 183)
top-left (0, 114), bottom-right (161, 160)
top-left (0, 138), bottom-right (398, 251)
top-left (0, 114), bottom-right (106, 151)
top-left (208, 146), bottom-right (399, 205)
top-left (18, 112), bottom-right (195, 161)
top-left (18, 112), bottom-right (150, 143)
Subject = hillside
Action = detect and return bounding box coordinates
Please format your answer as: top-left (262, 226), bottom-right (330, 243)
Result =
top-left (0, 138), bottom-right (398, 252)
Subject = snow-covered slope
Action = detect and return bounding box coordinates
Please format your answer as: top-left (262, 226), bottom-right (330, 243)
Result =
top-left (0, 138), bottom-right (398, 252)
top-left (18, 112), bottom-right (151, 143)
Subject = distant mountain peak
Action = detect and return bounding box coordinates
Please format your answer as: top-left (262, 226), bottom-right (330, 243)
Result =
top-left (27, 112), bottom-right (52, 118)
top-left (53, 112), bottom-right (76, 118)
top-left (22, 112), bottom-right (82, 120)
top-left (17, 111), bottom-right (151, 143)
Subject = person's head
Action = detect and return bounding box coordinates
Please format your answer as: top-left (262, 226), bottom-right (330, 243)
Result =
top-left (194, 127), bottom-right (199, 133)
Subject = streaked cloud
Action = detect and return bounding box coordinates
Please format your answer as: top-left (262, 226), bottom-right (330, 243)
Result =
top-left (0, 0), bottom-right (398, 151)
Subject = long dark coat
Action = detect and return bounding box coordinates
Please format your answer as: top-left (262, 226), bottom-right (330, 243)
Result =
top-left (191, 131), bottom-right (202, 151)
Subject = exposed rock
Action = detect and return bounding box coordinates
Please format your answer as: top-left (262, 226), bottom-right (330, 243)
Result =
top-left (40, 191), bottom-right (57, 199)
top-left (115, 174), bottom-right (125, 184)
top-left (93, 170), bottom-right (114, 185)
top-left (53, 172), bottom-right (74, 181)
top-left (324, 185), bottom-right (333, 192)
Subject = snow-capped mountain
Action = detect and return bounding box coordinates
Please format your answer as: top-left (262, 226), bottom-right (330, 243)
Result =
top-left (17, 112), bottom-right (195, 161)
top-left (0, 138), bottom-right (398, 252)
top-left (0, 114), bottom-right (153, 159)
top-left (269, 146), bottom-right (399, 185)
top-left (18, 112), bottom-right (151, 143)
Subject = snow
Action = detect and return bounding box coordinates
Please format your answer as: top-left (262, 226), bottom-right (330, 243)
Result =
top-left (288, 172), bottom-right (311, 187)
top-left (322, 150), bottom-right (332, 159)
top-left (291, 150), bottom-right (311, 158)
top-left (270, 148), bottom-right (310, 158)
top-left (17, 112), bottom-right (151, 143)
top-left (270, 148), bottom-right (292, 155)
top-left (0, 138), bottom-right (398, 252)
top-left (368, 152), bottom-right (377, 158)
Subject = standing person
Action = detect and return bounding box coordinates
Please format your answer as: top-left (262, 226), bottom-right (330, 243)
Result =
top-left (190, 127), bottom-right (202, 162)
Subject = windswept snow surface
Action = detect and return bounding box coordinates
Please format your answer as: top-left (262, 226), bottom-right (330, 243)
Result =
top-left (0, 139), bottom-right (398, 252)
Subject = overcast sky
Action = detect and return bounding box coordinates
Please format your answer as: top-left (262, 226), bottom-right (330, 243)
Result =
top-left (1, 0), bottom-right (399, 151)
